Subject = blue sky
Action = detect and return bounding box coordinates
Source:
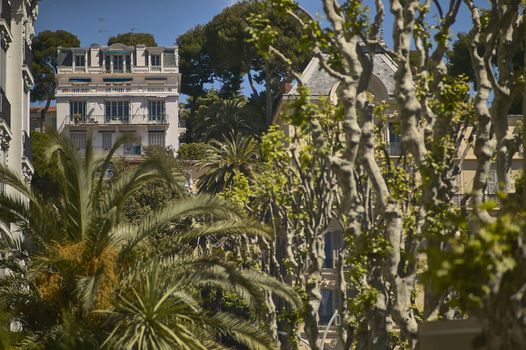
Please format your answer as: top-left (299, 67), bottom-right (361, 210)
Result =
top-left (35, 0), bottom-right (471, 48)
top-left (34, 0), bottom-right (472, 104)
top-left (35, 0), bottom-right (325, 47)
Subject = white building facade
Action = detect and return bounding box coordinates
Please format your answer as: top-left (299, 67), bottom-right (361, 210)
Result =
top-left (0, 0), bottom-right (36, 185)
top-left (55, 43), bottom-right (182, 157)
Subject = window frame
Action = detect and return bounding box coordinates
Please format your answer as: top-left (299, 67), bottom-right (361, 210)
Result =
top-left (148, 131), bottom-right (166, 147)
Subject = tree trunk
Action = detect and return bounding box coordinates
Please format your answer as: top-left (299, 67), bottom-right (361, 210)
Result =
top-left (265, 60), bottom-right (273, 127)
top-left (40, 98), bottom-right (52, 131)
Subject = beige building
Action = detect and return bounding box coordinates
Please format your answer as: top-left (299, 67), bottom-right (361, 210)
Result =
top-left (55, 43), bottom-right (184, 159)
top-left (0, 0), bottom-right (36, 185)
top-left (30, 105), bottom-right (56, 131)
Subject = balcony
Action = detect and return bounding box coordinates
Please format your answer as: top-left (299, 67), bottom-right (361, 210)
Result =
top-left (0, 87), bottom-right (10, 129)
top-left (0, 87), bottom-right (11, 149)
top-left (21, 131), bottom-right (33, 181)
top-left (64, 114), bottom-right (169, 126)
top-left (22, 131), bottom-right (32, 162)
top-left (452, 193), bottom-right (500, 209)
top-left (24, 41), bottom-right (33, 67)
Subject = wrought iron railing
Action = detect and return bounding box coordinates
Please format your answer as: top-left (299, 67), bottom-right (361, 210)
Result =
top-left (452, 193), bottom-right (499, 208)
top-left (0, 87), bottom-right (10, 129)
top-left (64, 114), bottom-right (168, 125)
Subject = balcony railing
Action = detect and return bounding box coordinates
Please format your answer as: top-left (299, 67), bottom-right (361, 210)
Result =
top-left (24, 41), bottom-right (33, 67)
top-left (57, 87), bottom-right (175, 94)
top-left (1, 0), bottom-right (11, 30)
top-left (23, 131), bottom-right (32, 162)
top-left (0, 87), bottom-right (11, 129)
top-left (64, 114), bottom-right (168, 126)
top-left (452, 193), bottom-right (499, 208)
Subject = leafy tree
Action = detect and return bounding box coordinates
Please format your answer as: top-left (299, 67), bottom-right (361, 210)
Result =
top-left (197, 133), bottom-right (259, 194)
top-left (177, 142), bottom-right (208, 160)
top-left (107, 32), bottom-right (157, 46)
top-left (30, 131), bottom-right (61, 200)
top-left (177, 0), bottom-right (308, 128)
top-left (0, 131), bottom-right (296, 349)
top-left (31, 30), bottom-right (80, 130)
top-left (191, 91), bottom-right (262, 141)
top-left (247, 0), bottom-right (524, 348)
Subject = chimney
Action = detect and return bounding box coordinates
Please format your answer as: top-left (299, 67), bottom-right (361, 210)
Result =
top-left (283, 73), bottom-right (293, 94)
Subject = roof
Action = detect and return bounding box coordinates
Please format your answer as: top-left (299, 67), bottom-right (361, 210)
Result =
top-left (30, 106), bottom-right (56, 113)
top-left (287, 50), bottom-right (397, 99)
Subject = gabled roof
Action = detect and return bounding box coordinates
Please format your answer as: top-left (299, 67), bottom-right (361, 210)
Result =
top-left (287, 50), bottom-right (397, 99)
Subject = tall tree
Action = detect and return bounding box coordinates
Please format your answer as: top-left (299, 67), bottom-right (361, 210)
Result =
top-left (177, 0), bottom-right (308, 128)
top-left (191, 91), bottom-right (263, 141)
top-left (31, 30), bottom-right (80, 131)
top-left (107, 32), bottom-right (157, 46)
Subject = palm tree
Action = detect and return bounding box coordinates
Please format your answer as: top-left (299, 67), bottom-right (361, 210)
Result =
top-left (197, 133), bottom-right (259, 194)
top-left (192, 93), bottom-right (259, 141)
top-left (0, 131), bottom-right (296, 349)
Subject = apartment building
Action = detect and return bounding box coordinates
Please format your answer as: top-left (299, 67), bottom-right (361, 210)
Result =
top-left (0, 0), bottom-right (36, 186)
top-left (55, 43), bottom-right (183, 158)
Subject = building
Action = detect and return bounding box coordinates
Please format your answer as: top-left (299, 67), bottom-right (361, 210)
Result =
top-left (0, 0), bottom-right (36, 185)
top-left (55, 43), bottom-right (183, 158)
top-left (30, 105), bottom-right (56, 131)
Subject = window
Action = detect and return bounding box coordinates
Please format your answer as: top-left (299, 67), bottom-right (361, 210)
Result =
top-left (75, 54), bottom-right (85, 67)
top-left (69, 101), bottom-right (86, 120)
top-left (151, 54), bottom-right (161, 66)
top-left (319, 289), bottom-right (334, 325)
top-left (486, 167), bottom-right (498, 195)
top-left (148, 131), bottom-right (165, 147)
top-left (105, 55), bottom-right (111, 72)
top-left (323, 233), bottom-right (333, 268)
top-left (113, 55), bottom-right (124, 72)
top-left (148, 100), bottom-right (165, 121)
top-left (388, 122), bottom-right (401, 156)
top-left (123, 143), bottom-right (141, 155)
top-left (126, 54), bottom-right (132, 72)
top-left (105, 101), bottom-right (129, 123)
top-left (70, 131), bottom-right (86, 150)
top-left (102, 132), bottom-right (113, 150)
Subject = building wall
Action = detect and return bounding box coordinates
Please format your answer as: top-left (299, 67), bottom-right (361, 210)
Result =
top-left (1, 0), bottom-right (35, 183)
top-left (55, 43), bottom-right (181, 157)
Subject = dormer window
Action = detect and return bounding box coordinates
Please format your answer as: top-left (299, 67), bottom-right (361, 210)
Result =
top-left (74, 54), bottom-right (86, 72)
top-left (151, 54), bottom-right (161, 71)
top-left (151, 55), bottom-right (161, 66)
top-left (75, 54), bottom-right (85, 67)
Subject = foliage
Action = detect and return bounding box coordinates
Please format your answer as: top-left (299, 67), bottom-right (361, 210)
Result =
top-left (107, 32), bottom-right (157, 46)
top-left (177, 142), bottom-right (208, 160)
top-left (191, 91), bottom-right (263, 141)
top-left (31, 30), bottom-right (80, 129)
top-left (0, 131), bottom-right (296, 349)
top-left (177, 0), bottom-right (309, 130)
top-left (30, 131), bottom-right (61, 201)
top-left (198, 133), bottom-right (259, 194)
top-left (31, 30), bottom-right (80, 103)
